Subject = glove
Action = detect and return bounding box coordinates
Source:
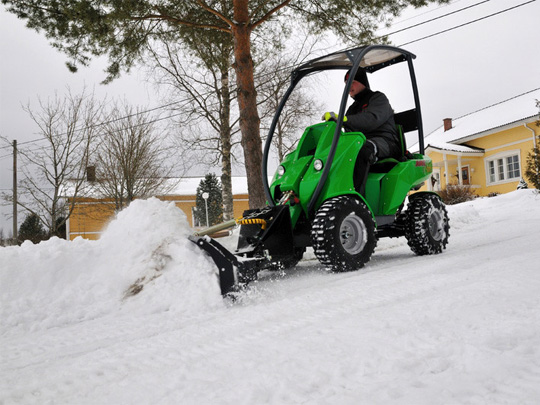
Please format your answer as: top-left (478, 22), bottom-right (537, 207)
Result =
top-left (322, 112), bottom-right (347, 122)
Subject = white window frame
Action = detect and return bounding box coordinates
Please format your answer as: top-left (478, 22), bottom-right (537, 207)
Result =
top-left (485, 150), bottom-right (521, 186)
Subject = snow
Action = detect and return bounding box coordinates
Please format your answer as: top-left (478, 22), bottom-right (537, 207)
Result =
top-left (2, 190), bottom-right (540, 404)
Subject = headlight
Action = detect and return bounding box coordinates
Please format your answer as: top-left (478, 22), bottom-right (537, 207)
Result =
top-left (277, 165), bottom-right (285, 176)
top-left (313, 159), bottom-right (324, 171)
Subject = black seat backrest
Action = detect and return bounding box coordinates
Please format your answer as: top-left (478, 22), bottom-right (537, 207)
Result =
top-left (370, 108), bottom-right (417, 173)
top-left (394, 108), bottom-right (418, 133)
top-left (394, 108), bottom-right (418, 159)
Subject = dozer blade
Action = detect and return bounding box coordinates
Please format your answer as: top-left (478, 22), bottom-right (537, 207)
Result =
top-left (189, 235), bottom-right (239, 295)
top-left (189, 205), bottom-right (298, 295)
top-left (189, 235), bottom-right (264, 295)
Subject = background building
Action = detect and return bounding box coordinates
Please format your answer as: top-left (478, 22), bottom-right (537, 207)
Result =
top-left (65, 177), bottom-right (251, 240)
top-left (411, 89), bottom-right (540, 196)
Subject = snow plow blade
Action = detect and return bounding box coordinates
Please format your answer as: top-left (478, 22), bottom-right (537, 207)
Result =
top-left (188, 235), bottom-right (239, 295)
top-left (189, 235), bottom-right (264, 295)
top-left (189, 205), bottom-right (297, 295)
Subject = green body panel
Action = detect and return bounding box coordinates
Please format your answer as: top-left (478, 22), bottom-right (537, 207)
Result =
top-left (301, 130), bottom-right (365, 212)
top-left (270, 122), bottom-right (364, 227)
top-left (269, 122), bottom-right (433, 228)
top-left (366, 156), bottom-right (433, 215)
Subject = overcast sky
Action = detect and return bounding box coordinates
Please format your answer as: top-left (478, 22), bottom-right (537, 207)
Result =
top-left (1, 0), bottom-right (539, 233)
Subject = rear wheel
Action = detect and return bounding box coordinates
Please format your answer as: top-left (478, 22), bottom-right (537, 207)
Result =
top-left (405, 194), bottom-right (450, 255)
top-left (311, 196), bottom-right (377, 271)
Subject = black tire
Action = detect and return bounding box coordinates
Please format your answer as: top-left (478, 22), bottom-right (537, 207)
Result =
top-left (404, 194), bottom-right (450, 255)
top-left (311, 196), bottom-right (377, 272)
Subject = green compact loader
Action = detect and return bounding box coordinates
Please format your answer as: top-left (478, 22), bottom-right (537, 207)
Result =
top-left (190, 45), bottom-right (450, 295)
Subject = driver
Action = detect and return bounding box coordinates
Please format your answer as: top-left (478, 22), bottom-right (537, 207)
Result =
top-left (322, 68), bottom-right (401, 194)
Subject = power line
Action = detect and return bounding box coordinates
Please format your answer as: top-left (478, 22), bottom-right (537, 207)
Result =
top-left (11, 109), bottom-right (188, 156)
top-left (233, 1), bottom-right (502, 89)
top-left (455, 87), bottom-right (540, 120)
top-left (271, 0), bottom-right (534, 77)
top-left (6, 98), bottom-right (193, 149)
top-left (399, 0), bottom-right (536, 46)
top-left (381, 0), bottom-right (492, 38)
top-left (0, 97), bottom-right (207, 152)
top-left (388, 0), bottom-right (467, 27)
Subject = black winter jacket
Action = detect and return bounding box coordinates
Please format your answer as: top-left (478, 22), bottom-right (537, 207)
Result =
top-left (343, 89), bottom-right (400, 159)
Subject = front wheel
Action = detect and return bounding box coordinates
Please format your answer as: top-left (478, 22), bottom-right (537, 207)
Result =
top-left (311, 196), bottom-right (377, 272)
top-left (405, 194), bottom-right (450, 255)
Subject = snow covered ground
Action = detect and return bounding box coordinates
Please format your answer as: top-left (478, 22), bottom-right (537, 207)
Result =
top-left (1, 190), bottom-right (540, 404)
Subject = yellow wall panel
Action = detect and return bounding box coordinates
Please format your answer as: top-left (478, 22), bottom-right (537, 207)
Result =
top-left (67, 194), bottom-right (251, 241)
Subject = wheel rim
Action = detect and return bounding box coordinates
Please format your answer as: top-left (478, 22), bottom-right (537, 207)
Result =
top-left (428, 208), bottom-right (446, 241)
top-left (340, 214), bottom-right (367, 255)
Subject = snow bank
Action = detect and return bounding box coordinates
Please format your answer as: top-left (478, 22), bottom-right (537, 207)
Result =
top-left (1, 190), bottom-right (540, 405)
top-left (0, 198), bottom-right (223, 336)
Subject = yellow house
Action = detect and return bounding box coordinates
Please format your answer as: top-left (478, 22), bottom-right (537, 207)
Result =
top-left (65, 177), bottom-right (251, 241)
top-left (411, 89), bottom-right (540, 196)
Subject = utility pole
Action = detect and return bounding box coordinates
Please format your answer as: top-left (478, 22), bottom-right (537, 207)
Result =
top-left (13, 140), bottom-right (17, 242)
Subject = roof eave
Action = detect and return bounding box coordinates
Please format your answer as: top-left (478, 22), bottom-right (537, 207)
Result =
top-left (451, 115), bottom-right (539, 145)
top-left (425, 144), bottom-right (485, 156)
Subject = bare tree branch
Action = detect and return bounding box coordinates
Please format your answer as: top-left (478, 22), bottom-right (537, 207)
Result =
top-left (6, 88), bottom-right (103, 238)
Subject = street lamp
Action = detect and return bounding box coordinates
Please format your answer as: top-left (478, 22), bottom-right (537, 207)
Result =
top-left (202, 192), bottom-right (209, 227)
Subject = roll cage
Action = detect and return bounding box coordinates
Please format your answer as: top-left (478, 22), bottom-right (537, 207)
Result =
top-left (262, 44), bottom-right (425, 213)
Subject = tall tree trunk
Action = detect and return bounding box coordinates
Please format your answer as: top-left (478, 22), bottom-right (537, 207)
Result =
top-left (220, 67), bottom-right (234, 221)
top-left (232, 0), bottom-right (265, 209)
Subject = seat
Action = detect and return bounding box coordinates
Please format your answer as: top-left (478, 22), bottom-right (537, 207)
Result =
top-left (369, 124), bottom-right (405, 173)
top-left (370, 108), bottom-right (417, 173)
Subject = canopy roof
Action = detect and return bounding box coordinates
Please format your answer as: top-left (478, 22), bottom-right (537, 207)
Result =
top-left (293, 45), bottom-right (414, 77)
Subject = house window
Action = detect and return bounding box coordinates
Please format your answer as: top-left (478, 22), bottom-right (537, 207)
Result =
top-left (506, 155), bottom-right (520, 178)
top-left (486, 152), bottom-right (521, 184)
top-left (488, 161), bottom-right (496, 183)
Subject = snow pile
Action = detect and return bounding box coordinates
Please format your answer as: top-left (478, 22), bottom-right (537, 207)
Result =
top-left (0, 198), bottom-right (222, 336)
top-left (1, 190), bottom-right (540, 404)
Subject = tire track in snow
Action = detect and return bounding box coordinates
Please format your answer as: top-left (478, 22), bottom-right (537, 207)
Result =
top-left (1, 255), bottom-right (481, 404)
top-left (0, 238), bottom-right (523, 372)
top-left (4, 219), bottom-right (540, 404)
top-left (95, 256), bottom-right (508, 363)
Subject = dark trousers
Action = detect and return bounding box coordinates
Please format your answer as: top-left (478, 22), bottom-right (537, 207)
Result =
top-left (354, 137), bottom-right (401, 195)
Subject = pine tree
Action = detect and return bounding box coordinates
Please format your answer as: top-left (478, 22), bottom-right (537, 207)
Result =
top-left (524, 137), bottom-right (540, 190)
top-left (525, 101), bottom-right (540, 189)
top-left (195, 174), bottom-right (223, 227)
top-left (18, 213), bottom-right (47, 245)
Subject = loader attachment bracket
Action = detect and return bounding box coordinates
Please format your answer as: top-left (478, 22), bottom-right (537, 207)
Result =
top-left (190, 205), bottom-right (297, 296)
top-left (237, 205), bottom-right (295, 259)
